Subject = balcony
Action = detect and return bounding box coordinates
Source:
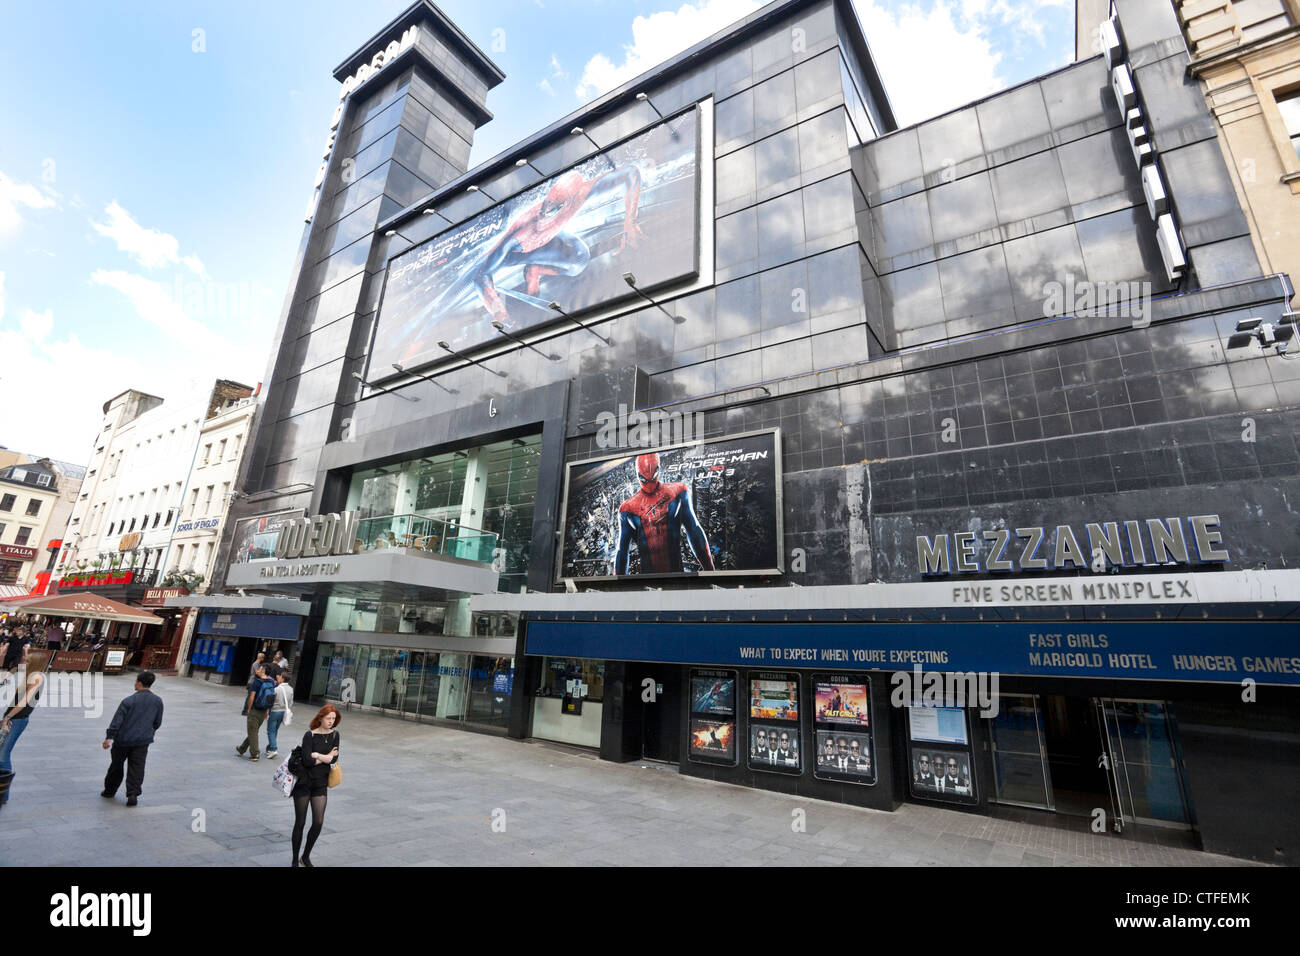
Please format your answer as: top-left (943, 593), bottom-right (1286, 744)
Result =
top-left (355, 513), bottom-right (497, 564)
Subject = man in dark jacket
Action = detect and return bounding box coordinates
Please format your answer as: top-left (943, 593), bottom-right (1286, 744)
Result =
top-left (101, 671), bottom-right (164, 807)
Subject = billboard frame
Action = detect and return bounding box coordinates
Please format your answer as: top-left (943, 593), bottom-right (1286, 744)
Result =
top-left (554, 426), bottom-right (784, 583)
top-left (366, 99), bottom-right (714, 384)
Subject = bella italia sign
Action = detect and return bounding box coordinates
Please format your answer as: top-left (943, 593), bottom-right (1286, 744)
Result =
top-left (274, 511), bottom-right (361, 560)
top-left (917, 515), bottom-right (1229, 576)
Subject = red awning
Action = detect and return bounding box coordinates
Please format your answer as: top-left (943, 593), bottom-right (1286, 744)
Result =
top-left (10, 592), bottom-right (163, 625)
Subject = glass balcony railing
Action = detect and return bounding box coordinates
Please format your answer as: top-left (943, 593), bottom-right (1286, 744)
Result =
top-left (354, 514), bottom-right (498, 565)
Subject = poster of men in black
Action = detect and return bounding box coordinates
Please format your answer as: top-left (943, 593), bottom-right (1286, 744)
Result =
top-left (748, 672), bottom-right (801, 774)
top-left (812, 676), bottom-right (876, 785)
top-left (907, 704), bottom-right (977, 804)
top-left (558, 430), bottom-right (781, 581)
top-left (688, 669), bottom-right (737, 765)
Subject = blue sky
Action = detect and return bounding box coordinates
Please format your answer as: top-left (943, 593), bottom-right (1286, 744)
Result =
top-left (0, 0), bottom-right (1074, 464)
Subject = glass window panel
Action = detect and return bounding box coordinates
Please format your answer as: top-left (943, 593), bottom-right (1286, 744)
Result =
top-left (976, 83), bottom-right (1051, 155)
top-left (917, 107), bottom-right (985, 177)
top-left (927, 171), bottom-right (998, 246)
top-left (754, 70), bottom-right (797, 140)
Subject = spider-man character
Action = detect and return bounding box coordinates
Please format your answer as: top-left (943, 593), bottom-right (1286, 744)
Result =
top-left (472, 165), bottom-right (643, 323)
top-left (615, 452), bottom-right (715, 575)
top-left (398, 165), bottom-right (643, 365)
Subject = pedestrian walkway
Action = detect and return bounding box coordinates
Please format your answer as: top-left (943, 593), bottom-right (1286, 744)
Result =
top-left (0, 674), bottom-right (1261, 866)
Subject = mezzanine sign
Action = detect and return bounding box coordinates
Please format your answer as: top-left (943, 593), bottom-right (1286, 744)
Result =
top-left (917, 515), bottom-right (1228, 576)
top-left (273, 511), bottom-right (360, 560)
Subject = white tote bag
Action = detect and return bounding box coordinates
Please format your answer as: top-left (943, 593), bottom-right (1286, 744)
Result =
top-left (271, 757), bottom-right (296, 798)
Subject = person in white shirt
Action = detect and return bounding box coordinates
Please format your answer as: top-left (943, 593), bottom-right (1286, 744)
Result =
top-left (265, 669), bottom-right (294, 759)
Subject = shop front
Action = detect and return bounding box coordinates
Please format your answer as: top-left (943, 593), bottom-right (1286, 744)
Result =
top-left (477, 568), bottom-right (1300, 861)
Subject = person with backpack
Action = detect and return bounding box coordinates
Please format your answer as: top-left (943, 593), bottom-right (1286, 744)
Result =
top-left (265, 669), bottom-right (293, 759)
top-left (236, 662), bottom-right (276, 761)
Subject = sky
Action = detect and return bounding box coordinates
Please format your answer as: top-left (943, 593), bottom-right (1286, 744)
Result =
top-left (0, 0), bottom-right (1075, 465)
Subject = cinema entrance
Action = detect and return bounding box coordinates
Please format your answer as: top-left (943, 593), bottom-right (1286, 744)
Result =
top-left (988, 694), bottom-right (1193, 833)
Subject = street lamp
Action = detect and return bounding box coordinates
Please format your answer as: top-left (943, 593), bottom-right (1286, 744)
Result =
top-left (623, 272), bottom-right (686, 324)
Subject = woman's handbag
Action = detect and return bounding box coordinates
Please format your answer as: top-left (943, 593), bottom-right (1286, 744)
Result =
top-left (271, 757), bottom-right (296, 798)
top-left (327, 762), bottom-right (341, 788)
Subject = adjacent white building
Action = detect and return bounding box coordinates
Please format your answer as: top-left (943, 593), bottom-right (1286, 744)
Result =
top-left (56, 381), bottom-right (257, 584)
top-left (167, 386), bottom-right (259, 587)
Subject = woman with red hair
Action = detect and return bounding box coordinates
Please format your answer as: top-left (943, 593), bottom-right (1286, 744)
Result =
top-left (290, 704), bottom-right (340, 867)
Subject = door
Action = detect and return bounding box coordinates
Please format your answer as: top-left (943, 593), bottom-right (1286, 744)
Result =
top-left (639, 664), bottom-right (682, 763)
top-left (1096, 698), bottom-right (1192, 830)
top-left (989, 694), bottom-right (1054, 810)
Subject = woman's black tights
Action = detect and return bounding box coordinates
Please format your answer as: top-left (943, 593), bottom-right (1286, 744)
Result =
top-left (292, 794), bottom-right (327, 863)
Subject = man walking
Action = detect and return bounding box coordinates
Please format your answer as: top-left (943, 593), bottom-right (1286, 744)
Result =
top-left (101, 671), bottom-right (164, 807)
top-left (236, 662), bottom-right (276, 761)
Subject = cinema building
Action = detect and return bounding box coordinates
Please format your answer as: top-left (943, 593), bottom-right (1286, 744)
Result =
top-left (196, 0), bottom-right (1298, 862)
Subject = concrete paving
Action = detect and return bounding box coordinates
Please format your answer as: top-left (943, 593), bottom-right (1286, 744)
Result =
top-left (0, 673), bottom-right (1261, 867)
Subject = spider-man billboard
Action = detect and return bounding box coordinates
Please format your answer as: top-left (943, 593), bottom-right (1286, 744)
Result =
top-left (558, 429), bottom-right (783, 582)
top-left (371, 107), bottom-right (701, 376)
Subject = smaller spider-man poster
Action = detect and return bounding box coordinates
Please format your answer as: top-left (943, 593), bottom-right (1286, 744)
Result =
top-left (230, 511), bottom-right (304, 564)
top-left (371, 107), bottom-right (701, 377)
top-left (558, 429), bottom-right (782, 582)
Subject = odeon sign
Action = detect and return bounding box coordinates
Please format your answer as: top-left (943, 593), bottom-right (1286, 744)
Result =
top-left (274, 511), bottom-right (361, 560)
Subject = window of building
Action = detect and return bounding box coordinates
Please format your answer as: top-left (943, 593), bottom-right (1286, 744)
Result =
top-left (25, 499), bottom-right (40, 516)
top-left (0, 494), bottom-right (13, 512)
top-left (174, 544), bottom-right (185, 570)
top-left (0, 561), bottom-right (20, 585)
top-left (203, 443), bottom-right (212, 465)
top-left (232, 435), bottom-right (243, 459)
top-left (11, 468), bottom-right (27, 482)
top-left (128, 518), bottom-right (136, 532)
top-left (165, 508), bottom-right (174, 526)
top-left (0, 522), bottom-right (6, 539)
top-left (1278, 88), bottom-right (1300, 162)
top-left (203, 485), bottom-right (214, 515)
top-left (36, 474), bottom-right (51, 487)
top-left (153, 512), bottom-right (161, 528)
top-left (218, 438), bottom-right (228, 460)
top-left (189, 489), bottom-right (200, 517)
top-left (15, 526), bottom-right (32, 546)
top-left (537, 658), bottom-right (606, 702)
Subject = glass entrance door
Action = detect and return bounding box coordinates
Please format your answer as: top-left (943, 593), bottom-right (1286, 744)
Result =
top-left (1096, 699), bottom-right (1192, 830)
top-left (989, 694), bottom-right (1054, 810)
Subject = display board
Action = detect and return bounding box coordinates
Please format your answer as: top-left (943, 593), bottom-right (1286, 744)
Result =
top-left (688, 668), bottom-right (737, 765)
top-left (230, 510), bottom-right (304, 564)
top-left (559, 429), bottom-right (781, 581)
top-left (372, 107), bottom-right (702, 375)
top-left (812, 675), bottom-right (876, 785)
top-left (907, 703), bottom-right (977, 804)
top-left (747, 671), bottom-right (801, 774)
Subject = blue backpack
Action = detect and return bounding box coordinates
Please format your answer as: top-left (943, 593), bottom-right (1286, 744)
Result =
top-left (253, 677), bottom-right (277, 710)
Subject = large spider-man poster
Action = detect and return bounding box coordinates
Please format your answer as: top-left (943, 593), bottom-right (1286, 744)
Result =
top-left (371, 108), bottom-right (701, 376)
top-left (558, 430), bottom-right (782, 582)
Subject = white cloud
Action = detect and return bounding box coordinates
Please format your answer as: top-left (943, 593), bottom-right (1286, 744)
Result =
top-left (549, 54), bottom-right (567, 79)
top-left (90, 201), bottom-right (207, 276)
top-left (0, 310), bottom-right (153, 462)
top-left (850, 0), bottom-right (1075, 126)
top-left (0, 271), bottom-right (5, 321)
top-left (0, 171), bottom-right (58, 238)
top-left (90, 269), bottom-right (220, 345)
top-left (852, 1), bottom-right (1003, 126)
top-left (539, 78), bottom-right (557, 97)
top-left (576, 0), bottom-right (762, 99)
top-left (19, 307), bottom-right (52, 344)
